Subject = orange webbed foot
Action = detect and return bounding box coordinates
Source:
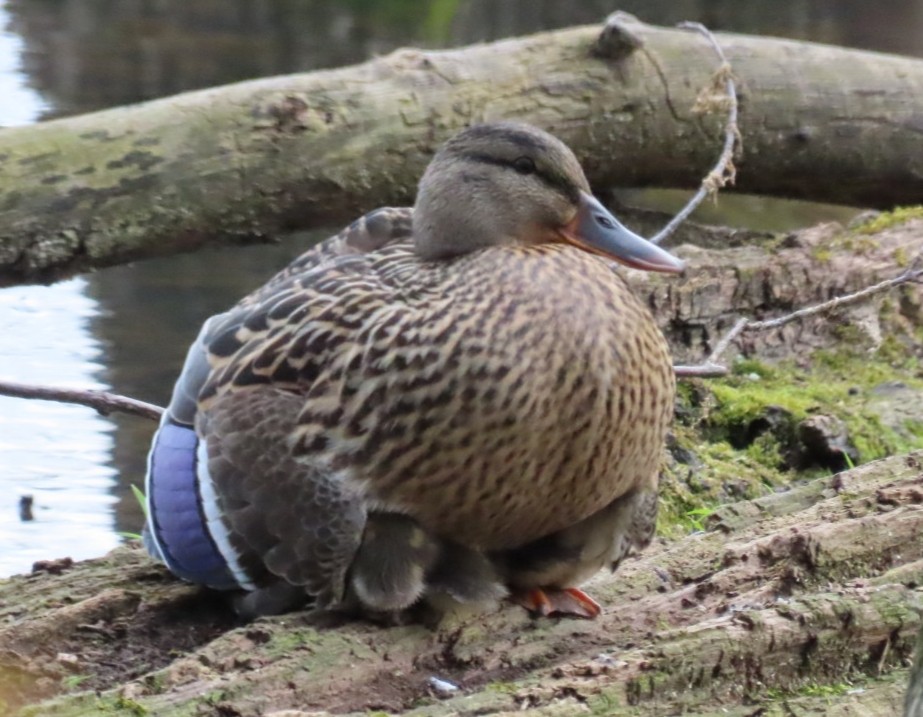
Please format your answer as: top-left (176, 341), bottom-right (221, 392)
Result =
top-left (511, 587), bottom-right (601, 619)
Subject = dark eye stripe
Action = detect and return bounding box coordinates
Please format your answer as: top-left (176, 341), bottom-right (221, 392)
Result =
top-left (462, 152), bottom-right (579, 202)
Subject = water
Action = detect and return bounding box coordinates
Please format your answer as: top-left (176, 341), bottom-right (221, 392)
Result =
top-left (0, 3), bottom-right (119, 575)
top-left (1, 0), bottom-right (922, 576)
top-left (0, 279), bottom-right (118, 575)
top-left (0, 3), bottom-right (44, 127)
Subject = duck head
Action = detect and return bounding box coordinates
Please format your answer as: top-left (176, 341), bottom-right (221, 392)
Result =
top-left (412, 122), bottom-right (685, 274)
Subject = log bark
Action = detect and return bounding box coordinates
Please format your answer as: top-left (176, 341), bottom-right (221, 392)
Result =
top-left (2, 16), bottom-right (923, 286)
top-left (1, 451), bottom-right (920, 716)
top-left (634, 216), bottom-right (923, 364)
top-left (909, 626), bottom-right (923, 716)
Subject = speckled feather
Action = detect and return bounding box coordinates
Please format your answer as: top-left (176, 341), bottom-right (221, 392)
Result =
top-left (151, 123), bottom-right (680, 615)
top-left (192, 210), bottom-right (673, 556)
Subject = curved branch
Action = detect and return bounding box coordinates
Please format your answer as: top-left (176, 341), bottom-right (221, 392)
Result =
top-left (650, 21), bottom-right (740, 246)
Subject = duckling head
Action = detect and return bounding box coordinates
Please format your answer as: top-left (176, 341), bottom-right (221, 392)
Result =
top-left (412, 122), bottom-right (684, 273)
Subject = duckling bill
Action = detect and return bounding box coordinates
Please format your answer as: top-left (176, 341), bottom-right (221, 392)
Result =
top-left (143, 122), bottom-right (683, 620)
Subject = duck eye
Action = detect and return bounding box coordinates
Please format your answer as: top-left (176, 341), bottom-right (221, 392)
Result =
top-left (512, 156), bottom-right (536, 175)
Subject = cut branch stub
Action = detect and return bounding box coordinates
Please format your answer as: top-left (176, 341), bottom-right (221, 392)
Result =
top-left (593, 12), bottom-right (645, 60)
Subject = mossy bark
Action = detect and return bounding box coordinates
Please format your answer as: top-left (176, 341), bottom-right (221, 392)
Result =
top-left (633, 215), bottom-right (923, 364)
top-left (2, 16), bottom-right (923, 285)
top-left (1, 451), bottom-right (921, 717)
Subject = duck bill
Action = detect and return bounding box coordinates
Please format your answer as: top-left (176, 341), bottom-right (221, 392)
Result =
top-left (558, 192), bottom-right (685, 274)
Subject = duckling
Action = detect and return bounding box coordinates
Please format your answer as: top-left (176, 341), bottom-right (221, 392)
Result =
top-left (144, 122), bottom-right (683, 620)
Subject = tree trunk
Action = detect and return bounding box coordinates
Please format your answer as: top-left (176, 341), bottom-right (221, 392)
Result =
top-left (2, 15), bottom-right (923, 286)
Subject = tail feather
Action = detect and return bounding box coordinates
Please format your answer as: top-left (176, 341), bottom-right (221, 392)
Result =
top-left (145, 419), bottom-right (240, 590)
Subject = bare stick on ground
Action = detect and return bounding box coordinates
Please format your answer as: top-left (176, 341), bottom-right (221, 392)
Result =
top-left (674, 255), bottom-right (923, 378)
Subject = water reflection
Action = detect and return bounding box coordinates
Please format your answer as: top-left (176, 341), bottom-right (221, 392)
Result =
top-left (0, 3), bottom-right (117, 576)
top-left (0, 280), bottom-right (118, 576)
top-left (8, 0), bottom-right (922, 119)
top-left (2, 0), bottom-right (922, 572)
top-left (0, 0), bottom-right (46, 124)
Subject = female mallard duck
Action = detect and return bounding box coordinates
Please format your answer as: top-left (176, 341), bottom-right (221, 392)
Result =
top-left (144, 122), bottom-right (684, 620)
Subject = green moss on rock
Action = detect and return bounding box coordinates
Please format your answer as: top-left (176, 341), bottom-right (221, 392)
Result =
top-left (853, 205), bottom-right (923, 234)
top-left (658, 346), bottom-right (923, 538)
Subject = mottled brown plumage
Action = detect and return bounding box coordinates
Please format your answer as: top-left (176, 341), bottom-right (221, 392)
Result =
top-left (145, 122), bottom-right (683, 620)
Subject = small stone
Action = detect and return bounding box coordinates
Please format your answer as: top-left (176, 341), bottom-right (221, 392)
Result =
top-left (32, 557), bottom-right (74, 575)
top-left (594, 654), bottom-right (623, 667)
top-left (798, 414), bottom-right (859, 470)
top-left (19, 495), bottom-right (34, 521)
top-left (428, 676), bottom-right (460, 698)
top-left (56, 652), bottom-right (80, 669)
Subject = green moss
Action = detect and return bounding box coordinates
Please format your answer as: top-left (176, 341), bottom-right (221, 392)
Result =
top-left (61, 675), bottom-right (91, 691)
top-left (877, 333), bottom-right (917, 367)
top-left (659, 434), bottom-right (780, 539)
top-left (265, 629), bottom-right (310, 657)
top-left (731, 357), bottom-right (778, 380)
top-left (658, 347), bottom-right (923, 537)
top-left (854, 205), bottom-right (923, 234)
top-left (746, 432), bottom-right (785, 470)
top-left (709, 381), bottom-right (810, 435)
top-left (810, 246), bottom-right (833, 263)
top-left (112, 696), bottom-right (148, 716)
top-left (587, 691), bottom-right (623, 714)
top-left (709, 351), bottom-right (923, 459)
top-left (141, 673), bottom-right (165, 696)
top-left (830, 322), bottom-right (867, 346)
top-left (905, 420), bottom-right (923, 439)
top-left (675, 379), bottom-right (698, 408)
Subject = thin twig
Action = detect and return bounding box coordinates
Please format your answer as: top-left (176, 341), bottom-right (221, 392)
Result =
top-left (678, 257), bottom-right (923, 377)
top-left (651, 22), bottom-right (740, 246)
top-left (674, 363), bottom-right (728, 378)
top-left (0, 379), bottom-right (163, 421)
top-left (706, 317), bottom-right (748, 364)
top-left (744, 258), bottom-right (923, 332)
top-left (877, 635), bottom-right (891, 676)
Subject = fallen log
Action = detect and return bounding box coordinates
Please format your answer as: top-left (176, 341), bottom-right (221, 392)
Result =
top-left (2, 15), bottom-right (923, 286)
top-left (1, 450), bottom-right (920, 716)
top-left (0, 212), bottom-right (921, 715)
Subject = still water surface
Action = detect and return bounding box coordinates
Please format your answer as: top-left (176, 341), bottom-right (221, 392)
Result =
top-left (0, 2), bottom-right (118, 573)
top-left (0, 280), bottom-right (118, 572)
top-left (1, 0), bottom-right (922, 576)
